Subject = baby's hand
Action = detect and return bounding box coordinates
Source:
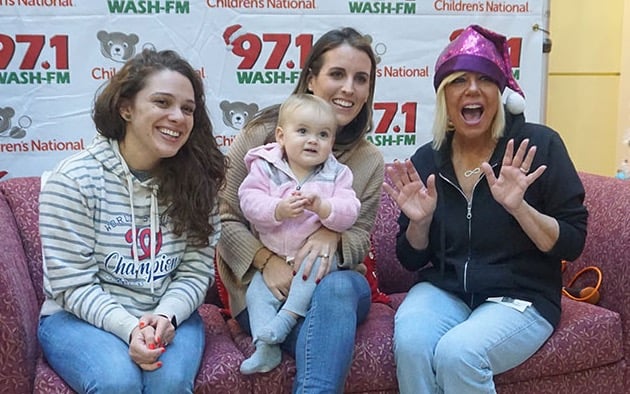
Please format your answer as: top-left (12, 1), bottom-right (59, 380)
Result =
top-left (301, 192), bottom-right (330, 219)
top-left (301, 192), bottom-right (320, 213)
top-left (275, 193), bottom-right (308, 220)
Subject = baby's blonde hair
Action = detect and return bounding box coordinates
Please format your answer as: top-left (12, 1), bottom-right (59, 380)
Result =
top-left (277, 93), bottom-right (337, 131)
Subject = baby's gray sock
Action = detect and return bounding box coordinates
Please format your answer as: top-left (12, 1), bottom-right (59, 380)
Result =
top-left (239, 342), bottom-right (282, 375)
top-left (258, 310), bottom-right (297, 344)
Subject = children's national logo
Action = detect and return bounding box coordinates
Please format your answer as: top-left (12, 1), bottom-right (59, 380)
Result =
top-left (0, 106), bottom-right (29, 139)
top-left (97, 30), bottom-right (140, 63)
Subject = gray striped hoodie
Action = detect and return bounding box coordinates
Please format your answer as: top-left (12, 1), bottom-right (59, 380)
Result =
top-left (39, 135), bottom-right (218, 343)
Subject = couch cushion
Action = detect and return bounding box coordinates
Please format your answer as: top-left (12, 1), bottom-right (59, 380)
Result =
top-left (0, 179), bottom-right (41, 393)
top-left (195, 304), bottom-right (251, 393)
top-left (495, 297), bottom-right (622, 383)
top-left (33, 359), bottom-right (73, 393)
top-left (0, 176), bottom-right (44, 305)
top-left (373, 188), bottom-right (419, 295)
top-left (344, 302), bottom-right (397, 393)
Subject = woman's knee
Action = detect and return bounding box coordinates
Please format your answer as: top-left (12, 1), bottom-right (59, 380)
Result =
top-left (88, 373), bottom-right (143, 393)
top-left (147, 371), bottom-right (195, 394)
top-left (315, 270), bottom-right (369, 300)
top-left (434, 333), bottom-right (487, 375)
top-left (394, 318), bottom-right (435, 362)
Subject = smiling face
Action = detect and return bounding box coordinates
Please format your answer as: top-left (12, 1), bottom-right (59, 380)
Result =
top-left (276, 104), bottom-right (336, 179)
top-left (306, 44), bottom-right (372, 129)
top-left (444, 71), bottom-right (500, 141)
top-left (119, 69), bottom-right (195, 171)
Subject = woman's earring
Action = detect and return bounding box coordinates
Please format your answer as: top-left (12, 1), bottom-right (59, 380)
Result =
top-left (447, 118), bottom-right (455, 131)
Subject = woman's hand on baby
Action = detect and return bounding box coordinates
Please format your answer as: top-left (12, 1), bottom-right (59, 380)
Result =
top-left (263, 256), bottom-right (294, 301)
top-left (293, 227), bottom-right (339, 282)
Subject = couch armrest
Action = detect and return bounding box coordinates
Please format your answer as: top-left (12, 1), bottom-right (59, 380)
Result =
top-left (0, 187), bottom-right (40, 393)
top-left (573, 172), bottom-right (630, 373)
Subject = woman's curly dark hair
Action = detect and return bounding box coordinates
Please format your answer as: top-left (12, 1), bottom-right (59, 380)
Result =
top-left (92, 48), bottom-right (226, 247)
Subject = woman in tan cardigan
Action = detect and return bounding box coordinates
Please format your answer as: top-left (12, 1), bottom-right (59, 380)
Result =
top-left (217, 27), bottom-right (384, 392)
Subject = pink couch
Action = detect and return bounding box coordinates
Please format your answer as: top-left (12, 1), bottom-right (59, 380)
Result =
top-left (0, 172), bottom-right (627, 393)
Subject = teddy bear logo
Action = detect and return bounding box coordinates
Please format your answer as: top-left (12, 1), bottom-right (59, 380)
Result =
top-left (363, 34), bottom-right (385, 65)
top-left (219, 100), bottom-right (259, 130)
top-left (97, 30), bottom-right (139, 63)
top-left (0, 106), bottom-right (29, 139)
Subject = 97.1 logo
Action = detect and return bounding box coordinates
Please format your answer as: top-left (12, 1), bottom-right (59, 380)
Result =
top-left (368, 101), bottom-right (418, 147)
top-left (0, 34), bottom-right (70, 85)
top-left (223, 24), bottom-right (311, 85)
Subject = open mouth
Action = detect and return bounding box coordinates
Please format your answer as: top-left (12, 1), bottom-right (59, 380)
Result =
top-left (462, 104), bottom-right (483, 122)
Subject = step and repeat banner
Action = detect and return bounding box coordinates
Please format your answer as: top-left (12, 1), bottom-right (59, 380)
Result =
top-left (0, 0), bottom-right (546, 179)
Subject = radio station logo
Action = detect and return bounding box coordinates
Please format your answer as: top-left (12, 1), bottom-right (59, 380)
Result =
top-left (0, 33), bottom-right (70, 85)
top-left (223, 24), bottom-right (305, 85)
top-left (223, 25), bottom-right (384, 85)
top-left (349, 0), bottom-right (417, 14)
top-left (107, 0), bottom-right (190, 14)
top-left (367, 101), bottom-right (418, 147)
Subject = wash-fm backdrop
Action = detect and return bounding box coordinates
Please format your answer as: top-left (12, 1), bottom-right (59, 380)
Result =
top-left (0, 0), bottom-right (546, 179)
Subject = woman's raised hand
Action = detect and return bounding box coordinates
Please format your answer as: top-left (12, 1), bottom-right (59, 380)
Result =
top-left (383, 160), bottom-right (437, 222)
top-left (481, 139), bottom-right (546, 213)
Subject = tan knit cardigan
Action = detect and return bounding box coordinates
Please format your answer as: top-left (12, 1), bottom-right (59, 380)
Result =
top-left (217, 117), bottom-right (385, 317)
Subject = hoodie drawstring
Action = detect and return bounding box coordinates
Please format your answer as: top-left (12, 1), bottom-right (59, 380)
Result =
top-left (149, 186), bottom-right (158, 295)
top-left (113, 141), bottom-right (158, 296)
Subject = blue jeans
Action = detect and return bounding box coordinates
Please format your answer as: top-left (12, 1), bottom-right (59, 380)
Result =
top-left (38, 310), bottom-right (205, 394)
top-left (394, 282), bottom-right (553, 394)
top-left (237, 270), bottom-right (371, 393)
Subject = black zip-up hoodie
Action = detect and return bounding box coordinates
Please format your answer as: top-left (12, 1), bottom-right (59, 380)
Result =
top-left (396, 110), bottom-right (588, 327)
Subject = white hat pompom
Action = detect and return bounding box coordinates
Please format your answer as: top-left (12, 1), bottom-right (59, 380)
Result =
top-left (505, 90), bottom-right (526, 115)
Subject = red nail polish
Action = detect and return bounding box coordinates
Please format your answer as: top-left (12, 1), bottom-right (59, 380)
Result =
top-left (292, 270), bottom-right (297, 276)
top-left (315, 279), bottom-right (320, 285)
top-left (148, 343), bottom-right (155, 350)
top-left (157, 361), bottom-right (163, 368)
top-left (139, 321), bottom-right (145, 328)
top-left (302, 275), bottom-right (307, 281)
top-left (161, 347), bottom-right (166, 353)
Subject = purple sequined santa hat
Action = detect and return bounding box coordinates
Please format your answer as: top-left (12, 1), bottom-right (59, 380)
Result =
top-left (433, 25), bottom-right (526, 113)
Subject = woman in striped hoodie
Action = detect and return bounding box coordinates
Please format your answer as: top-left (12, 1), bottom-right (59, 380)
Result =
top-left (37, 49), bottom-right (226, 393)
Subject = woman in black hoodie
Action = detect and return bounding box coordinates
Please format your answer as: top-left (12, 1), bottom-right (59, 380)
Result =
top-left (384, 25), bottom-right (587, 394)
